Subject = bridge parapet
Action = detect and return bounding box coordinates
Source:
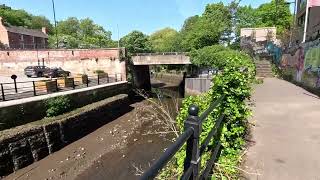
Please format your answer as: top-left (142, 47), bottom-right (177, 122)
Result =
top-left (132, 52), bottom-right (191, 65)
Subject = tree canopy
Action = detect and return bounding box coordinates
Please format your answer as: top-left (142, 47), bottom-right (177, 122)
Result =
top-left (149, 28), bottom-right (179, 52)
top-left (49, 17), bottom-right (115, 48)
top-left (0, 4), bottom-right (53, 33)
top-left (120, 30), bottom-right (152, 55)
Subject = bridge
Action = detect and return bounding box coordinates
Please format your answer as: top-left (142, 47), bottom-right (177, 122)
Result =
top-left (132, 52), bottom-right (191, 65)
top-left (131, 52), bottom-right (191, 91)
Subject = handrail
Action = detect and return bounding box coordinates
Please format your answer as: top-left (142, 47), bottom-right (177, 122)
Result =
top-left (140, 128), bottom-right (194, 180)
top-left (141, 95), bottom-right (226, 180)
top-left (200, 113), bottom-right (225, 156)
top-left (199, 95), bottom-right (225, 123)
top-left (0, 73), bottom-right (124, 101)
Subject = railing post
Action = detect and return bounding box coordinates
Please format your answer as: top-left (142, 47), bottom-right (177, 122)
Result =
top-left (72, 79), bottom-right (75, 89)
top-left (32, 81), bottom-right (36, 96)
top-left (14, 79), bottom-right (17, 93)
top-left (55, 79), bottom-right (59, 92)
top-left (86, 75), bottom-right (89, 87)
top-left (184, 105), bottom-right (202, 180)
top-left (107, 73), bottom-right (109, 83)
top-left (1, 83), bottom-right (5, 101)
top-left (115, 73), bottom-right (117, 82)
top-left (97, 74), bottom-right (100, 85)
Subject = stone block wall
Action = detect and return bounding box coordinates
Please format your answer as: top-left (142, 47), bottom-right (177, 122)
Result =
top-left (0, 82), bottom-right (129, 131)
top-left (0, 94), bottom-right (129, 177)
top-left (0, 48), bottom-right (126, 80)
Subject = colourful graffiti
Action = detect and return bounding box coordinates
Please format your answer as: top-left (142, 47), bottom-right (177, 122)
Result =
top-left (281, 41), bottom-right (320, 89)
top-left (305, 47), bottom-right (320, 70)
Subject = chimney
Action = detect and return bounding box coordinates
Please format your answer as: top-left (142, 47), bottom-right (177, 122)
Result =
top-left (42, 27), bottom-right (48, 34)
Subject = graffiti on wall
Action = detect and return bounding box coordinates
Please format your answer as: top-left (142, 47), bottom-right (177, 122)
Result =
top-left (281, 41), bottom-right (320, 88)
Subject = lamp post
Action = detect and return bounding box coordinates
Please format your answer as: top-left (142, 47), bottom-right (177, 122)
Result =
top-left (51, 0), bottom-right (58, 48)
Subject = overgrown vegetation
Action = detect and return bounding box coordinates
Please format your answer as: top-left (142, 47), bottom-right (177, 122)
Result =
top-left (158, 46), bottom-right (255, 179)
top-left (45, 96), bottom-right (73, 117)
top-left (94, 69), bottom-right (106, 74)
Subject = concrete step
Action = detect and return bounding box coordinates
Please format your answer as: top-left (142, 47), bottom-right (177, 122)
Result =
top-left (256, 67), bottom-right (271, 70)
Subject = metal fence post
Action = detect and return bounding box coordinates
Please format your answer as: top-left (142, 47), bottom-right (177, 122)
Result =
top-left (55, 79), bottom-right (59, 92)
top-left (32, 81), bottom-right (36, 96)
top-left (86, 75), bottom-right (89, 87)
top-left (107, 73), bottom-right (109, 83)
top-left (14, 79), bottom-right (17, 93)
top-left (184, 105), bottom-right (202, 179)
top-left (72, 79), bottom-right (75, 89)
top-left (115, 73), bottom-right (117, 82)
top-left (97, 74), bottom-right (100, 85)
top-left (1, 83), bottom-right (5, 101)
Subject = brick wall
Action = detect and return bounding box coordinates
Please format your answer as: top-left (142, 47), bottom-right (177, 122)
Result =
top-left (0, 48), bottom-right (126, 79)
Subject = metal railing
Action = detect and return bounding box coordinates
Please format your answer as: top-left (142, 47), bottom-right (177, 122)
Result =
top-left (141, 95), bottom-right (225, 180)
top-left (0, 73), bottom-right (123, 102)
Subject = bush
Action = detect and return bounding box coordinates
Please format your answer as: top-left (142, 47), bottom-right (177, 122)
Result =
top-left (45, 96), bottom-right (72, 117)
top-left (94, 70), bottom-right (106, 74)
top-left (159, 46), bottom-right (255, 179)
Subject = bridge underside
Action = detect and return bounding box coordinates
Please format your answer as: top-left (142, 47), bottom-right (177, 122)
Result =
top-left (131, 54), bottom-right (191, 91)
top-left (132, 54), bottom-right (191, 65)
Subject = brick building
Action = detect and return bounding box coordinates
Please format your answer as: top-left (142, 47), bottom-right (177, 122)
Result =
top-left (0, 17), bottom-right (48, 49)
top-left (295, 0), bottom-right (320, 43)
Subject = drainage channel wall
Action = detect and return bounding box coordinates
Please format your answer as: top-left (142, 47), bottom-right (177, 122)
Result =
top-left (0, 81), bottom-right (129, 131)
top-left (0, 94), bottom-right (130, 177)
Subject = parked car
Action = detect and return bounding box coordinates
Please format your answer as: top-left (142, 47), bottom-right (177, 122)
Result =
top-left (43, 67), bottom-right (70, 78)
top-left (24, 66), bottom-right (50, 77)
top-left (24, 66), bottom-right (70, 78)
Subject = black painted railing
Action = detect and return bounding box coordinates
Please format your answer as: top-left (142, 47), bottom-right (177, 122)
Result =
top-left (141, 95), bottom-right (226, 180)
top-left (0, 73), bottom-right (123, 102)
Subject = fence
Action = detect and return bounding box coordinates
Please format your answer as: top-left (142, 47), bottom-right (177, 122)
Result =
top-left (141, 95), bottom-right (225, 180)
top-left (185, 78), bottom-right (212, 95)
top-left (0, 73), bottom-right (123, 101)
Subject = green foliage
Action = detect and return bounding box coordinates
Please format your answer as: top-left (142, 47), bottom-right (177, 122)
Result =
top-left (179, 3), bottom-right (232, 51)
top-left (160, 46), bottom-right (255, 179)
top-left (120, 30), bottom-right (153, 55)
top-left (45, 96), bottom-right (72, 117)
top-left (235, 0), bottom-right (292, 37)
top-left (94, 69), bottom-right (105, 74)
top-left (0, 4), bottom-right (53, 33)
top-left (149, 28), bottom-right (179, 52)
top-left (52, 17), bottom-right (115, 48)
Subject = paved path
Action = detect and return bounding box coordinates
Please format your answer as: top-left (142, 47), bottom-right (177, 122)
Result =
top-left (244, 78), bottom-right (320, 180)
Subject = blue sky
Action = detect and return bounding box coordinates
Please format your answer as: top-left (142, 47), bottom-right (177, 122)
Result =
top-left (2, 0), bottom-right (270, 40)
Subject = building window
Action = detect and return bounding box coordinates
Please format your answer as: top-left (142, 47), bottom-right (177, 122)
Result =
top-left (20, 34), bottom-right (24, 41)
top-left (298, 15), bottom-right (305, 27)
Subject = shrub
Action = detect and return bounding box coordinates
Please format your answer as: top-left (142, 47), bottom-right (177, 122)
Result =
top-left (94, 70), bottom-right (105, 74)
top-left (45, 96), bottom-right (72, 117)
top-left (159, 46), bottom-right (255, 179)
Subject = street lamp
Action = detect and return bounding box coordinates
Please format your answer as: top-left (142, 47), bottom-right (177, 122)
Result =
top-left (51, 0), bottom-right (58, 48)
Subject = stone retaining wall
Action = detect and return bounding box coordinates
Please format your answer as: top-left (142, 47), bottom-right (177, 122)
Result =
top-left (0, 94), bottom-right (129, 177)
top-left (152, 73), bottom-right (184, 85)
top-left (0, 82), bottom-right (129, 131)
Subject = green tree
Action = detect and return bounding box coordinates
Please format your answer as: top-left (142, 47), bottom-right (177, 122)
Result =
top-left (30, 16), bottom-right (53, 34)
top-left (179, 2), bottom-right (232, 51)
top-left (120, 30), bottom-right (153, 54)
top-left (256, 0), bottom-right (292, 35)
top-left (53, 17), bottom-right (113, 48)
top-left (149, 27), bottom-right (179, 52)
top-left (56, 17), bottom-right (80, 37)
